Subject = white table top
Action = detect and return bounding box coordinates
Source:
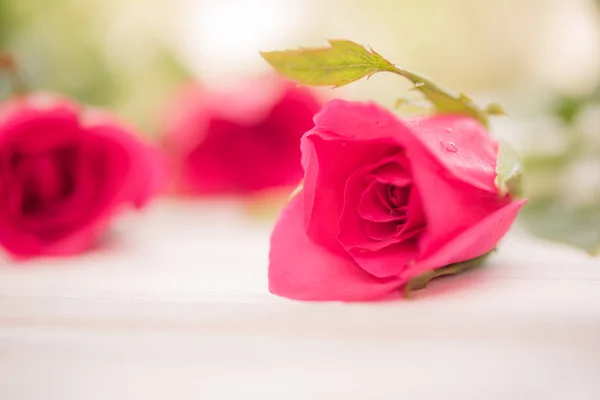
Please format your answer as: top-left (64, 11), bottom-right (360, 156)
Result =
top-left (1, 199), bottom-right (599, 400)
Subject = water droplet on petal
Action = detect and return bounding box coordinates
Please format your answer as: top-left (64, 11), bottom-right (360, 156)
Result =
top-left (444, 128), bottom-right (452, 133)
top-left (441, 141), bottom-right (458, 153)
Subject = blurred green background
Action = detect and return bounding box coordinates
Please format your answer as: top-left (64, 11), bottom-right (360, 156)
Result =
top-left (1, 0), bottom-right (599, 251)
top-left (0, 0), bottom-right (192, 132)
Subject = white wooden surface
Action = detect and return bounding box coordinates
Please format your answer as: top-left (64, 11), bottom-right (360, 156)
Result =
top-left (0, 199), bottom-right (599, 400)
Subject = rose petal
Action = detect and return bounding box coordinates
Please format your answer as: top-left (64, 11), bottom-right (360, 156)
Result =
top-left (301, 132), bottom-right (395, 252)
top-left (358, 180), bottom-right (409, 223)
top-left (337, 161), bottom-right (389, 251)
top-left (408, 199), bottom-right (527, 279)
top-left (363, 220), bottom-right (402, 240)
top-left (269, 195), bottom-right (403, 301)
top-left (0, 97), bottom-right (81, 151)
top-left (395, 224), bottom-right (425, 242)
top-left (0, 170), bottom-right (23, 227)
top-left (404, 115), bottom-right (498, 193)
top-left (85, 121), bottom-right (166, 207)
top-left (16, 145), bottom-right (98, 238)
top-left (313, 100), bottom-right (411, 144)
top-left (348, 240), bottom-right (420, 279)
top-left (372, 163), bottom-right (411, 187)
top-left (183, 119), bottom-right (255, 194)
top-left (410, 157), bottom-right (510, 256)
top-left (359, 181), bottom-right (394, 222)
top-left (263, 82), bottom-right (322, 153)
top-left (237, 84), bottom-right (319, 192)
top-left (395, 186), bottom-right (427, 240)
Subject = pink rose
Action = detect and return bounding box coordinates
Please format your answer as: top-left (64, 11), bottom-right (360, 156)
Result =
top-left (269, 100), bottom-right (525, 301)
top-left (162, 77), bottom-right (322, 195)
top-left (0, 93), bottom-right (165, 258)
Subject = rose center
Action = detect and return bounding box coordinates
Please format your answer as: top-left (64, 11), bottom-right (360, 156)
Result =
top-left (16, 147), bottom-right (77, 216)
top-left (355, 158), bottom-right (427, 248)
top-left (386, 184), bottom-right (410, 214)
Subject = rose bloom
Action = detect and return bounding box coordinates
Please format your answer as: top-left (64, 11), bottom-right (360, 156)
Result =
top-left (0, 93), bottom-right (165, 258)
top-left (269, 100), bottom-right (526, 301)
top-left (162, 77), bottom-right (322, 195)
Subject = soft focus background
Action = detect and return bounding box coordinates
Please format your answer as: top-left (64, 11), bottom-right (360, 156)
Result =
top-left (1, 0), bottom-right (599, 250)
top-left (2, 0), bottom-right (598, 128)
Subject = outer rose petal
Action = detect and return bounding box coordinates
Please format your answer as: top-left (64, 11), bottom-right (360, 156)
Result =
top-left (82, 112), bottom-right (166, 207)
top-left (313, 100), bottom-right (405, 142)
top-left (406, 143), bottom-right (510, 255)
top-left (404, 115), bottom-right (497, 193)
top-left (313, 100), bottom-right (499, 193)
top-left (0, 94), bottom-right (81, 149)
top-left (409, 199), bottom-right (527, 279)
top-left (269, 195), bottom-right (403, 301)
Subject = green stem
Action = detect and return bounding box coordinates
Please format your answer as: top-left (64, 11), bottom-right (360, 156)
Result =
top-left (383, 64), bottom-right (493, 129)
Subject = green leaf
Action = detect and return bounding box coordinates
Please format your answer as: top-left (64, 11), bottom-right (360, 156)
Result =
top-left (260, 40), bottom-right (396, 88)
top-left (403, 251), bottom-right (494, 297)
top-left (520, 200), bottom-right (600, 256)
top-left (261, 40), bottom-right (502, 128)
top-left (495, 141), bottom-right (523, 197)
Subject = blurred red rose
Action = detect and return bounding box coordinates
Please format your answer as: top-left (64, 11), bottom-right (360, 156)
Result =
top-left (162, 77), bottom-right (322, 195)
top-left (0, 93), bottom-right (165, 258)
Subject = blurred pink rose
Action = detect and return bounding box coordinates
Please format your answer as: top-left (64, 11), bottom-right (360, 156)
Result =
top-left (0, 93), bottom-right (165, 258)
top-left (162, 77), bottom-right (322, 195)
top-left (269, 100), bottom-right (525, 301)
